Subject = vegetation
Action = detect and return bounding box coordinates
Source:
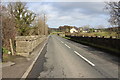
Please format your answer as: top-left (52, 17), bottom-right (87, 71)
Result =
top-left (33, 15), bottom-right (48, 35)
top-left (105, 1), bottom-right (120, 38)
top-left (1, 5), bottom-right (16, 53)
top-left (1, 2), bottom-right (48, 60)
top-left (64, 36), bottom-right (120, 55)
top-left (77, 32), bottom-right (117, 38)
top-left (8, 2), bottom-right (36, 36)
top-left (2, 47), bottom-right (10, 54)
top-left (50, 24), bottom-right (119, 38)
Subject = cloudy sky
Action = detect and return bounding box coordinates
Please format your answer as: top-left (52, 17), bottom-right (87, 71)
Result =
top-left (27, 2), bottom-right (110, 28)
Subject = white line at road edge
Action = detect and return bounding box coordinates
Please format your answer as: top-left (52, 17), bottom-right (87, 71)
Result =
top-left (74, 51), bottom-right (95, 67)
top-left (65, 44), bottom-right (71, 48)
top-left (21, 38), bottom-right (48, 79)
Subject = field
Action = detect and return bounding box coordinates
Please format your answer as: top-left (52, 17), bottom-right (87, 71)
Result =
top-left (77, 32), bottom-right (117, 38)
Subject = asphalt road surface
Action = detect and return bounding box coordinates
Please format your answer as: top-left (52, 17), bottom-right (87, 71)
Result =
top-left (27, 35), bottom-right (119, 78)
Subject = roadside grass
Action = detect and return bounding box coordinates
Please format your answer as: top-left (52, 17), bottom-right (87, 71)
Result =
top-left (2, 53), bottom-right (25, 62)
top-left (62, 36), bottom-right (71, 39)
top-left (78, 32), bottom-right (117, 37)
top-left (63, 36), bottom-right (120, 55)
top-left (3, 54), bottom-right (14, 62)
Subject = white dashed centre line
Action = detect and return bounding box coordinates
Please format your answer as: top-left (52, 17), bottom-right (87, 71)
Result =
top-left (74, 51), bottom-right (95, 67)
top-left (61, 41), bottom-right (64, 43)
top-left (65, 44), bottom-right (71, 48)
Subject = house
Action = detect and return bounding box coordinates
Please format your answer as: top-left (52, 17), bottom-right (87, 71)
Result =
top-left (59, 25), bottom-right (73, 32)
top-left (78, 27), bottom-right (83, 32)
top-left (70, 28), bottom-right (78, 33)
top-left (78, 27), bottom-right (90, 33)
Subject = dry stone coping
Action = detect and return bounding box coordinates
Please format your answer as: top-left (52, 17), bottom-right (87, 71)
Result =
top-left (15, 35), bottom-right (43, 41)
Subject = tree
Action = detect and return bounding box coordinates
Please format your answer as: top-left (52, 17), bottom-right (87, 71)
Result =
top-left (33, 16), bottom-right (45, 35)
top-left (82, 25), bottom-right (90, 32)
top-left (105, 1), bottom-right (120, 38)
top-left (1, 4), bottom-right (16, 52)
top-left (96, 25), bottom-right (105, 32)
top-left (8, 2), bottom-right (36, 36)
top-left (44, 24), bottom-right (48, 36)
top-left (89, 28), bottom-right (95, 33)
top-left (31, 14), bottom-right (48, 36)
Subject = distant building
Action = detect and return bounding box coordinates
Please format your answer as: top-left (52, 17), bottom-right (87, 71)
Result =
top-left (70, 28), bottom-right (78, 33)
top-left (82, 30), bottom-right (88, 33)
top-left (59, 25), bottom-right (77, 32)
top-left (78, 27), bottom-right (89, 33)
top-left (78, 27), bottom-right (83, 32)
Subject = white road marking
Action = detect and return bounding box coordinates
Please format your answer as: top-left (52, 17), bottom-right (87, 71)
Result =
top-left (61, 41), bottom-right (64, 43)
top-left (21, 39), bottom-right (48, 79)
top-left (74, 51), bottom-right (95, 67)
top-left (65, 44), bottom-right (71, 48)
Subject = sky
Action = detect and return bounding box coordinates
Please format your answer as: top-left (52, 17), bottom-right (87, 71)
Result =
top-left (26, 2), bottom-right (110, 28)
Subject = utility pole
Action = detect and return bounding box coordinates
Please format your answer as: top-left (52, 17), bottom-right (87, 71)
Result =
top-left (44, 13), bottom-right (45, 35)
top-left (0, 1), bottom-right (2, 63)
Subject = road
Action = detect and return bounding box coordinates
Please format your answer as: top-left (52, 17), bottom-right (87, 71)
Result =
top-left (27, 35), bottom-right (119, 78)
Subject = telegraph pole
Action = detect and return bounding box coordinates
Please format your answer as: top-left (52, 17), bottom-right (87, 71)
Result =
top-left (44, 13), bottom-right (45, 35)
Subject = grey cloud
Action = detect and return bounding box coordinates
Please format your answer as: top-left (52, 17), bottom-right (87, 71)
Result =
top-left (49, 2), bottom-right (108, 15)
top-left (27, 2), bottom-right (110, 28)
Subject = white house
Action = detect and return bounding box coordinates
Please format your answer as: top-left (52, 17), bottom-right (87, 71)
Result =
top-left (82, 31), bottom-right (88, 33)
top-left (70, 28), bottom-right (78, 33)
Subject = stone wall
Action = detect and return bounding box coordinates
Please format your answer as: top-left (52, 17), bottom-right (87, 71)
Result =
top-left (15, 35), bottom-right (46, 57)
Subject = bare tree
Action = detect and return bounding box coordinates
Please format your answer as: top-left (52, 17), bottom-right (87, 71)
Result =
top-left (82, 25), bottom-right (90, 32)
top-left (105, 1), bottom-right (120, 38)
top-left (1, 4), bottom-right (16, 52)
top-left (35, 16), bottom-right (44, 35)
top-left (96, 25), bottom-right (105, 32)
top-left (32, 14), bottom-right (48, 36)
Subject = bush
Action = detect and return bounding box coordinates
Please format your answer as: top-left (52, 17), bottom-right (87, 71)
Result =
top-left (2, 47), bottom-right (10, 54)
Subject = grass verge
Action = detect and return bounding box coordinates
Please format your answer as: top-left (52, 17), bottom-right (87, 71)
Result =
top-left (2, 54), bottom-right (25, 62)
top-left (62, 36), bottom-right (71, 39)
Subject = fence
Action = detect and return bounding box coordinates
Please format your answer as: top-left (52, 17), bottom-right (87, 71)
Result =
top-left (15, 35), bottom-right (46, 57)
top-left (65, 35), bottom-right (120, 54)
